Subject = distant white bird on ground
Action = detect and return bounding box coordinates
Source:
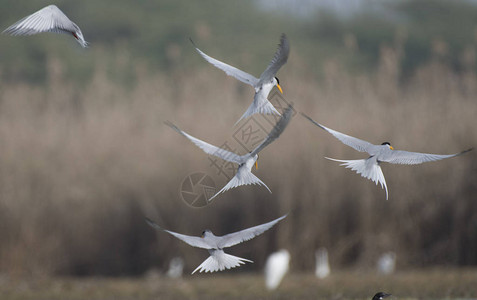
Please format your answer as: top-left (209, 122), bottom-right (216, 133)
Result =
top-left (377, 252), bottom-right (396, 275)
top-left (264, 249), bottom-right (290, 290)
top-left (3, 5), bottom-right (88, 48)
top-left (315, 248), bottom-right (330, 279)
top-left (191, 34), bottom-right (289, 124)
top-left (146, 215), bottom-right (287, 274)
top-left (302, 113), bottom-right (472, 200)
top-left (166, 257), bottom-right (184, 278)
top-left (166, 105), bottom-right (293, 201)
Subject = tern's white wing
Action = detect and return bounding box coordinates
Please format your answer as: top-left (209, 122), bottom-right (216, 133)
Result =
top-left (380, 148), bottom-right (472, 165)
top-left (218, 215), bottom-right (287, 248)
top-left (191, 39), bottom-right (259, 87)
top-left (250, 104), bottom-right (293, 156)
top-left (301, 113), bottom-right (375, 153)
top-left (145, 218), bottom-right (211, 249)
top-left (3, 5), bottom-right (87, 47)
top-left (258, 34), bottom-right (290, 83)
top-left (165, 121), bottom-right (243, 164)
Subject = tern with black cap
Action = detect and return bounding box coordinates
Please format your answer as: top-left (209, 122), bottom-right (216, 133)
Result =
top-left (302, 113), bottom-right (472, 200)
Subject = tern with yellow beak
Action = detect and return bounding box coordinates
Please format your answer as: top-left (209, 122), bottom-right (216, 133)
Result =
top-left (145, 214), bottom-right (287, 274)
top-left (191, 34), bottom-right (289, 124)
top-left (302, 113), bottom-right (472, 200)
top-left (166, 105), bottom-right (293, 201)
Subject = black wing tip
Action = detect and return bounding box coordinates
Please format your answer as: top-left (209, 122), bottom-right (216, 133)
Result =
top-left (300, 112), bottom-right (325, 130)
top-left (164, 120), bottom-right (181, 133)
top-left (145, 217), bottom-right (164, 231)
top-left (280, 33), bottom-right (288, 43)
top-left (189, 37), bottom-right (201, 51)
top-left (459, 148), bottom-right (473, 155)
top-left (144, 217), bottom-right (157, 227)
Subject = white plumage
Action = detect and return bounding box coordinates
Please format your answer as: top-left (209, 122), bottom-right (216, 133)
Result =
top-left (264, 249), bottom-right (290, 290)
top-left (166, 257), bottom-right (184, 278)
top-left (315, 248), bottom-right (330, 279)
top-left (3, 5), bottom-right (88, 47)
top-left (192, 34), bottom-right (289, 124)
top-left (302, 113), bottom-right (472, 200)
top-left (377, 252), bottom-right (396, 275)
top-left (146, 215), bottom-right (287, 274)
top-left (166, 105), bottom-right (293, 200)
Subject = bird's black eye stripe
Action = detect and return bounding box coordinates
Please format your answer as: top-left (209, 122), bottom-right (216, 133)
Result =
top-left (275, 77), bottom-right (280, 84)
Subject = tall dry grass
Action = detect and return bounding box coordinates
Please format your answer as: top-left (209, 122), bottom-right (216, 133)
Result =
top-left (0, 45), bottom-right (475, 277)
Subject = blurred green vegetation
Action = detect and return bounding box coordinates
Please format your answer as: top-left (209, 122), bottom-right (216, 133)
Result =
top-left (2, 0), bottom-right (477, 84)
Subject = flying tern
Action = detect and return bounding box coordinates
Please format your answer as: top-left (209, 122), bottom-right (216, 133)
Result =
top-left (145, 214), bottom-right (287, 274)
top-left (191, 34), bottom-right (289, 124)
top-left (167, 105), bottom-right (293, 200)
top-left (3, 5), bottom-right (88, 48)
top-left (302, 113), bottom-right (472, 200)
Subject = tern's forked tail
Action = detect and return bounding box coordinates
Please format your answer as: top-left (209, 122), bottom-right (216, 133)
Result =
top-left (192, 250), bottom-right (253, 274)
top-left (326, 157), bottom-right (389, 200)
top-left (209, 170), bottom-right (271, 201)
top-left (235, 99), bottom-right (280, 125)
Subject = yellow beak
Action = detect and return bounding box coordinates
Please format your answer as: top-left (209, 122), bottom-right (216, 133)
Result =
top-left (390, 146), bottom-right (394, 150)
top-left (276, 83), bottom-right (283, 94)
top-left (255, 161), bottom-right (258, 170)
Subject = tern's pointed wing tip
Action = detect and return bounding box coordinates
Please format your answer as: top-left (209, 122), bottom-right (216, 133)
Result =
top-left (145, 217), bottom-right (163, 231)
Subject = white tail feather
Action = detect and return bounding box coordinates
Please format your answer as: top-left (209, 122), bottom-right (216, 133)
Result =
top-left (192, 250), bottom-right (253, 274)
top-left (326, 157), bottom-right (389, 200)
top-left (235, 99), bottom-right (280, 125)
top-left (209, 170), bottom-right (271, 201)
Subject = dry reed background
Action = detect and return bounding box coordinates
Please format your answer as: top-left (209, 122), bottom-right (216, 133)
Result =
top-left (0, 38), bottom-right (475, 278)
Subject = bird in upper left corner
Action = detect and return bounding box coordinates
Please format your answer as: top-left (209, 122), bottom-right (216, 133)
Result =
top-left (3, 5), bottom-right (88, 48)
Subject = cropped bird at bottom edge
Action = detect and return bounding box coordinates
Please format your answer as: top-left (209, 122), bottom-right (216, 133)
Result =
top-left (302, 113), bottom-right (472, 200)
top-left (372, 292), bottom-right (392, 300)
top-left (166, 105), bottom-right (294, 201)
top-left (191, 34), bottom-right (290, 124)
top-left (3, 5), bottom-right (88, 48)
top-left (145, 214), bottom-right (287, 274)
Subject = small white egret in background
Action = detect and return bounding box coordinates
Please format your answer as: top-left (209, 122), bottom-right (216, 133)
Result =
top-left (315, 248), bottom-right (330, 279)
top-left (264, 249), bottom-right (290, 290)
top-left (166, 257), bottom-right (184, 278)
top-left (377, 252), bottom-right (396, 275)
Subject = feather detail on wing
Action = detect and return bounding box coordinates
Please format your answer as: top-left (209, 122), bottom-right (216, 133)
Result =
top-left (218, 214), bottom-right (287, 248)
top-left (259, 33), bottom-right (290, 83)
top-left (380, 148), bottom-right (473, 165)
top-left (4, 5), bottom-right (74, 35)
top-left (190, 38), bottom-right (259, 87)
top-left (250, 104), bottom-right (293, 156)
top-left (301, 113), bottom-right (374, 153)
top-left (165, 121), bottom-right (243, 164)
top-left (145, 218), bottom-right (211, 249)
top-left (326, 157), bottom-right (389, 200)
